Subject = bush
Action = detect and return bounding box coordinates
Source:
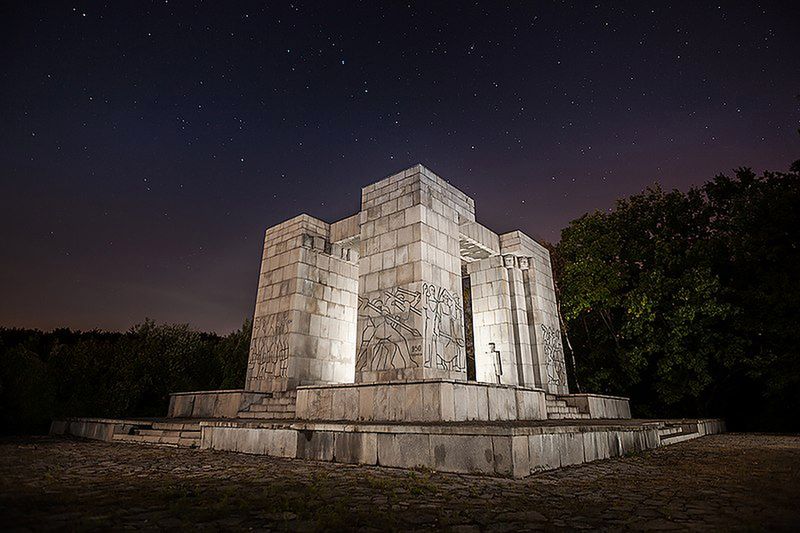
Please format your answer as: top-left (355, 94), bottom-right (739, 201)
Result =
top-left (0, 319), bottom-right (251, 435)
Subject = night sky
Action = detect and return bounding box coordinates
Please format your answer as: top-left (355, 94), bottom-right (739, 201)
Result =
top-left (2, 2), bottom-right (798, 333)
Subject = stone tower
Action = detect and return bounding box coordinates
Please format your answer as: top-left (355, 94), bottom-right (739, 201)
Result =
top-left (245, 164), bottom-right (569, 395)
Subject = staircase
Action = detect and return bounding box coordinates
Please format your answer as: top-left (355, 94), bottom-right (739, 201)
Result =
top-left (237, 390), bottom-right (297, 420)
top-left (545, 394), bottom-right (590, 420)
top-left (111, 420), bottom-right (201, 448)
top-left (658, 422), bottom-right (700, 445)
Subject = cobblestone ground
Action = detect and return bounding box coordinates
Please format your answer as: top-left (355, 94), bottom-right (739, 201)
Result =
top-left (1, 434), bottom-right (798, 531)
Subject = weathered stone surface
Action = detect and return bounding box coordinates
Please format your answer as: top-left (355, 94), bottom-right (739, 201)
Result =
top-left (376, 433), bottom-right (432, 469)
top-left (333, 431), bottom-right (377, 464)
top-left (430, 434), bottom-right (496, 475)
top-left (296, 380), bottom-right (550, 424)
top-left (296, 430), bottom-right (334, 461)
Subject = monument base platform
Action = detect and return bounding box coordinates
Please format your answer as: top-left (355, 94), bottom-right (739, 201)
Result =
top-left (50, 416), bottom-right (724, 478)
top-left (162, 380), bottom-right (632, 424)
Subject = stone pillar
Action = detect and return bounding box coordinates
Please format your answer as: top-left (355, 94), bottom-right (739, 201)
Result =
top-left (466, 256), bottom-right (518, 385)
top-left (466, 255), bottom-right (537, 387)
top-left (500, 231), bottom-right (569, 395)
top-left (246, 214), bottom-right (359, 392)
top-left (355, 165), bottom-right (472, 383)
top-left (504, 255), bottom-right (537, 387)
top-left (522, 247), bottom-right (569, 394)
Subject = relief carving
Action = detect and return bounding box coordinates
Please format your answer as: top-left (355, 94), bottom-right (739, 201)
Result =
top-left (540, 323), bottom-right (567, 386)
top-left (249, 312), bottom-right (292, 381)
top-left (422, 283), bottom-right (466, 372)
top-left (356, 287), bottom-right (423, 372)
top-left (356, 283), bottom-right (466, 373)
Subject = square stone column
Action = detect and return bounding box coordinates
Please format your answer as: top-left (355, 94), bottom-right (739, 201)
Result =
top-left (501, 231), bottom-right (569, 394)
top-left (505, 255), bottom-right (537, 387)
top-left (246, 214), bottom-right (359, 392)
top-left (355, 165), bottom-right (472, 383)
top-left (466, 255), bottom-right (536, 387)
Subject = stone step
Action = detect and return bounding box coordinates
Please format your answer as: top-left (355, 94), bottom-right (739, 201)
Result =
top-left (135, 428), bottom-right (200, 439)
top-left (112, 432), bottom-right (199, 448)
top-left (110, 422), bottom-right (201, 449)
top-left (660, 431), bottom-right (700, 446)
top-left (547, 412), bottom-right (591, 420)
top-left (237, 411), bottom-right (296, 420)
top-left (658, 426), bottom-right (682, 437)
top-left (255, 398), bottom-right (296, 406)
top-left (151, 421), bottom-right (201, 432)
top-left (247, 403), bottom-right (296, 413)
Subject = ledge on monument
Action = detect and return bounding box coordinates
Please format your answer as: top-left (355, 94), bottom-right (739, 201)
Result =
top-left (296, 379), bottom-right (551, 424)
top-left (169, 389), bottom-right (245, 396)
top-left (167, 389), bottom-right (271, 419)
top-left (199, 417), bottom-right (726, 478)
top-left (556, 393), bottom-right (632, 419)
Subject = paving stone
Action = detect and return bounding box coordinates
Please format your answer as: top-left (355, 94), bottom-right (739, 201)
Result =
top-left (1, 434), bottom-right (798, 530)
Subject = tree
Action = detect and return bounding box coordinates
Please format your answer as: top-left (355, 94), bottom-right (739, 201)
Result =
top-left (555, 162), bottom-right (800, 430)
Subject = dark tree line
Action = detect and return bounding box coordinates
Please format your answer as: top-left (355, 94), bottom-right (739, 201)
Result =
top-left (552, 161), bottom-right (800, 431)
top-left (0, 320), bottom-right (251, 434)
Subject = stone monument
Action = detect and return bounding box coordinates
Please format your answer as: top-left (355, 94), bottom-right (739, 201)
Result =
top-left (52, 164), bottom-right (724, 478)
top-left (246, 164), bottom-right (568, 396)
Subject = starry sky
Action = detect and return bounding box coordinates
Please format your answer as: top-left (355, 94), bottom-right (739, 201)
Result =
top-left (2, 1), bottom-right (798, 333)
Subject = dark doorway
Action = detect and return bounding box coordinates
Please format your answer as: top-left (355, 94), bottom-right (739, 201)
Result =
top-left (462, 271), bottom-right (476, 381)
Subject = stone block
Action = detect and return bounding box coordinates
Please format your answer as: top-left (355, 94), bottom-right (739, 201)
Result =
top-left (430, 434), bottom-right (495, 475)
top-left (402, 383), bottom-right (425, 420)
top-left (305, 388), bottom-right (333, 420)
top-left (528, 434), bottom-right (559, 472)
top-left (515, 389), bottom-right (546, 420)
top-left (560, 433), bottom-right (584, 466)
top-left (607, 431), bottom-right (623, 458)
top-left (491, 436), bottom-right (513, 476)
top-left (421, 382), bottom-right (442, 421)
top-left (372, 384), bottom-right (390, 421)
top-left (466, 384), bottom-right (490, 421)
top-left (452, 383), bottom-right (469, 421)
top-left (386, 385), bottom-right (406, 421)
top-left (439, 381), bottom-right (455, 421)
top-left (330, 387), bottom-right (358, 421)
top-left (377, 433), bottom-right (432, 470)
top-left (488, 387), bottom-right (516, 421)
top-left (619, 431), bottom-right (637, 454)
top-left (295, 389), bottom-right (309, 417)
top-left (511, 435), bottom-right (531, 478)
top-left (333, 431), bottom-right (378, 465)
top-left (296, 430), bottom-right (335, 461)
top-left (357, 385), bottom-right (375, 421)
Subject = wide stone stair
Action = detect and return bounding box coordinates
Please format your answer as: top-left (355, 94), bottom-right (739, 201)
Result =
top-left (658, 422), bottom-right (700, 445)
top-left (111, 420), bottom-right (201, 448)
top-left (545, 394), bottom-right (590, 420)
top-left (237, 390), bottom-right (297, 420)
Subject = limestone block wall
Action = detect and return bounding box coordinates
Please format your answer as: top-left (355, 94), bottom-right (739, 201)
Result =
top-left (166, 390), bottom-right (277, 419)
top-left (504, 256), bottom-right (537, 386)
top-left (198, 418), bottom-right (726, 478)
top-left (294, 380), bottom-right (548, 423)
top-left (246, 214), bottom-right (358, 392)
top-left (355, 165), bottom-right (471, 383)
top-left (168, 390), bottom-right (245, 418)
top-left (500, 231), bottom-right (569, 394)
top-left (466, 256), bottom-right (519, 385)
top-left (243, 164), bottom-right (570, 395)
top-left (560, 393), bottom-right (632, 419)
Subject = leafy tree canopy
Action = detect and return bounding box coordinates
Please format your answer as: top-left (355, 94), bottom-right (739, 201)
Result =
top-left (554, 163), bottom-right (800, 430)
